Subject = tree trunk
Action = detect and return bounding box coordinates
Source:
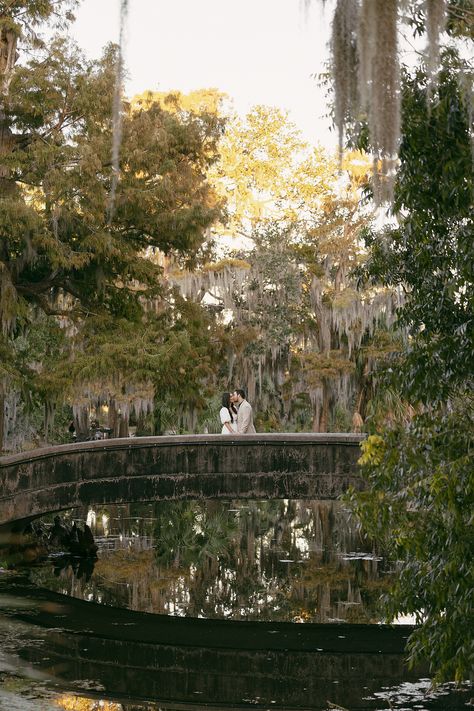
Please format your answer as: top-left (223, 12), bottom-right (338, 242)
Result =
top-left (352, 387), bottom-right (365, 432)
top-left (108, 400), bottom-right (129, 437)
top-left (44, 401), bottom-right (56, 443)
top-left (0, 24), bottom-right (19, 443)
top-left (108, 400), bottom-right (119, 438)
top-left (135, 410), bottom-right (148, 436)
top-left (319, 388), bottom-right (329, 432)
top-left (73, 405), bottom-right (89, 441)
top-left (311, 383), bottom-right (329, 432)
top-left (118, 412), bottom-right (129, 438)
top-left (153, 402), bottom-right (163, 435)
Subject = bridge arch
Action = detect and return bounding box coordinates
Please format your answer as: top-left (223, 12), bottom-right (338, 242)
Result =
top-left (0, 433), bottom-right (365, 527)
top-left (1, 432), bottom-right (425, 711)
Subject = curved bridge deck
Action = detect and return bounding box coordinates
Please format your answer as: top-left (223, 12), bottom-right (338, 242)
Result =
top-left (0, 433), bottom-right (364, 526)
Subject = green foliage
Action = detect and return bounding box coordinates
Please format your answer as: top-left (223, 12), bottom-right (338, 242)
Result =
top-left (35, 296), bottom-right (223, 421)
top-left (199, 137), bottom-right (389, 433)
top-left (350, 53), bottom-right (474, 682)
top-left (329, 403), bottom-right (353, 432)
top-left (2, 39), bottom-right (222, 326)
top-left (348, 402), bottom-right (474, 681)
top-left (245, 224), bottom-right (305, 345)
top-left (0, 1), bottom-right (77, 29)
top-left (359, 56), bottom-right (474, 404)
top-left (0, 5), bottom-right (224, 445)
top-left (407, 1), bottom-right (474, 41)
top-left (446, 0), bottom-right (474, 39)
top-left (195, 393), bottom-right (223, 434)
top-left (154, 500), bottom-right (238, 568)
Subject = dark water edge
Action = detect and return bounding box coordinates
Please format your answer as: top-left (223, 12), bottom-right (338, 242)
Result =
top-left (0, 659), bottom-right (471, 711)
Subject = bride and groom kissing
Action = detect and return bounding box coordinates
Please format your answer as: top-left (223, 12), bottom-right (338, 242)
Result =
top-left (220, 389), bottom-right (256, 434)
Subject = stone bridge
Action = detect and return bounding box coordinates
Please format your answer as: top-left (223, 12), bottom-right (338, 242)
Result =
top-left (0, 433), bottom-right (365, 527)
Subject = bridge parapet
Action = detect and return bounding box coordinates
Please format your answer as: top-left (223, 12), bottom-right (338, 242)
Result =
top-left (0, 433), bottom-right (365, 527)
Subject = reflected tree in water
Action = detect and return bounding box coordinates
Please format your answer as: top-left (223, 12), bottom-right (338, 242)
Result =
top-left (30, 500), bottom-right (392, 624)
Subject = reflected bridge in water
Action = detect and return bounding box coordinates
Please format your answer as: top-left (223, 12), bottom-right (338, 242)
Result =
top-left (2, 572), bottom-right (423, 710)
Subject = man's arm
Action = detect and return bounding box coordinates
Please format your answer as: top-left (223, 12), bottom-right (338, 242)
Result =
top-left (237, 402), bottom-right (251, 433)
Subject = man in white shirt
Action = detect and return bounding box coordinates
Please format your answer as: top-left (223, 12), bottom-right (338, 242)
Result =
top-left (233, 389), bottom-right (256, 434)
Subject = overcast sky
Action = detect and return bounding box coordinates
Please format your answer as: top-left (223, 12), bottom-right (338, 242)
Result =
top-left (71, 0), bottom-right (337, 148)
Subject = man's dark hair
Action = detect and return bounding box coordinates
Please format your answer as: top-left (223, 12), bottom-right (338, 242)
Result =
top-left (235, 388), bottom-right (246, 400)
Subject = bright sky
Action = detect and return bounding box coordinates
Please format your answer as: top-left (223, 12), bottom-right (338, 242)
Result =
top-left (71, 0), bottom-right (337, 149)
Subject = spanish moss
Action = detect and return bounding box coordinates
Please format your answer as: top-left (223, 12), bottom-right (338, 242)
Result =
top-left (425, 0), bottom-right (446, 97)
top-left (357, 0), bottom-right (376, 110)
top-left (328, 0), bottom-right (452, 203)
top-left (370, 0), bottom-right (400, 203)
top-left (330, 0), bottom-right (359, 154)
top-left (108, 0), bottom-right (129, 224)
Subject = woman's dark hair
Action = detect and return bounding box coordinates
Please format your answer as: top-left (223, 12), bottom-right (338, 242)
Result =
top-left (221, 392), bottom-right (234, 422)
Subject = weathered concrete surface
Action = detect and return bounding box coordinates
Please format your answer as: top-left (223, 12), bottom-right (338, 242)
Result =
top-left (0, 433), bottom-right (365, 527)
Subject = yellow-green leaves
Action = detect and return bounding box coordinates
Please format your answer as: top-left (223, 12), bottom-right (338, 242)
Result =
top-left (358, 433), bottom-right (386, 466)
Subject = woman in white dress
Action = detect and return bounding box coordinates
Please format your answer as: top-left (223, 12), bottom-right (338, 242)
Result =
top-left (220, 392), bottom-right (237, 434)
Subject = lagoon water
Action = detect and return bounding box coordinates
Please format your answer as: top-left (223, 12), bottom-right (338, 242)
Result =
top-left (0, 499), bottom-right (470, 710)
top-left (31, 499), bottom-right (390, 624)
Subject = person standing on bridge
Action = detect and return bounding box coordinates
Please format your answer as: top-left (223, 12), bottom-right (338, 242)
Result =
top-left (233, 389), bottom-right (256, 434)
top-left (219, 392), bottom-right (238, 434)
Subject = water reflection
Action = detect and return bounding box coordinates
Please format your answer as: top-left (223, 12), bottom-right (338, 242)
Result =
top-left (0, 672), bottom-right (471, 711)
top-left (1, 500), bottom-right (470, 710)
top-left (48, 682), bottom-right (474, 710)
top-left (31, 500), bottom-right (391, 623)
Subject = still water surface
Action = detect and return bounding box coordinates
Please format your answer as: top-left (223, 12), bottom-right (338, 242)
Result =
top-left (31, 499), bottom-right (390, 623)
top-left (0, 499), bottom-right (471, 710)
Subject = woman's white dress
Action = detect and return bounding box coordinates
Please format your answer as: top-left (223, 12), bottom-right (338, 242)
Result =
top-left (220, 406), bottom-right (236, 434)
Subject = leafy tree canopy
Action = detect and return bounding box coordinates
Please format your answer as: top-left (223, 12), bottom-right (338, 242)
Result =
top-left (352, 401), bottom-right (474, 681)
top-left (0, 2), bottom-right (224, 446)
top-left (358, 56), bottom-right (473, 404)
top-left (1, 38), bottom-right (222, 330)
top-left (350, 51), bottom-right (474, 683)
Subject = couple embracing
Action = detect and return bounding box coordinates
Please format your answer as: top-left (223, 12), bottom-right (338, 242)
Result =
top-left (220, 389), bottom-right (256, 434)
